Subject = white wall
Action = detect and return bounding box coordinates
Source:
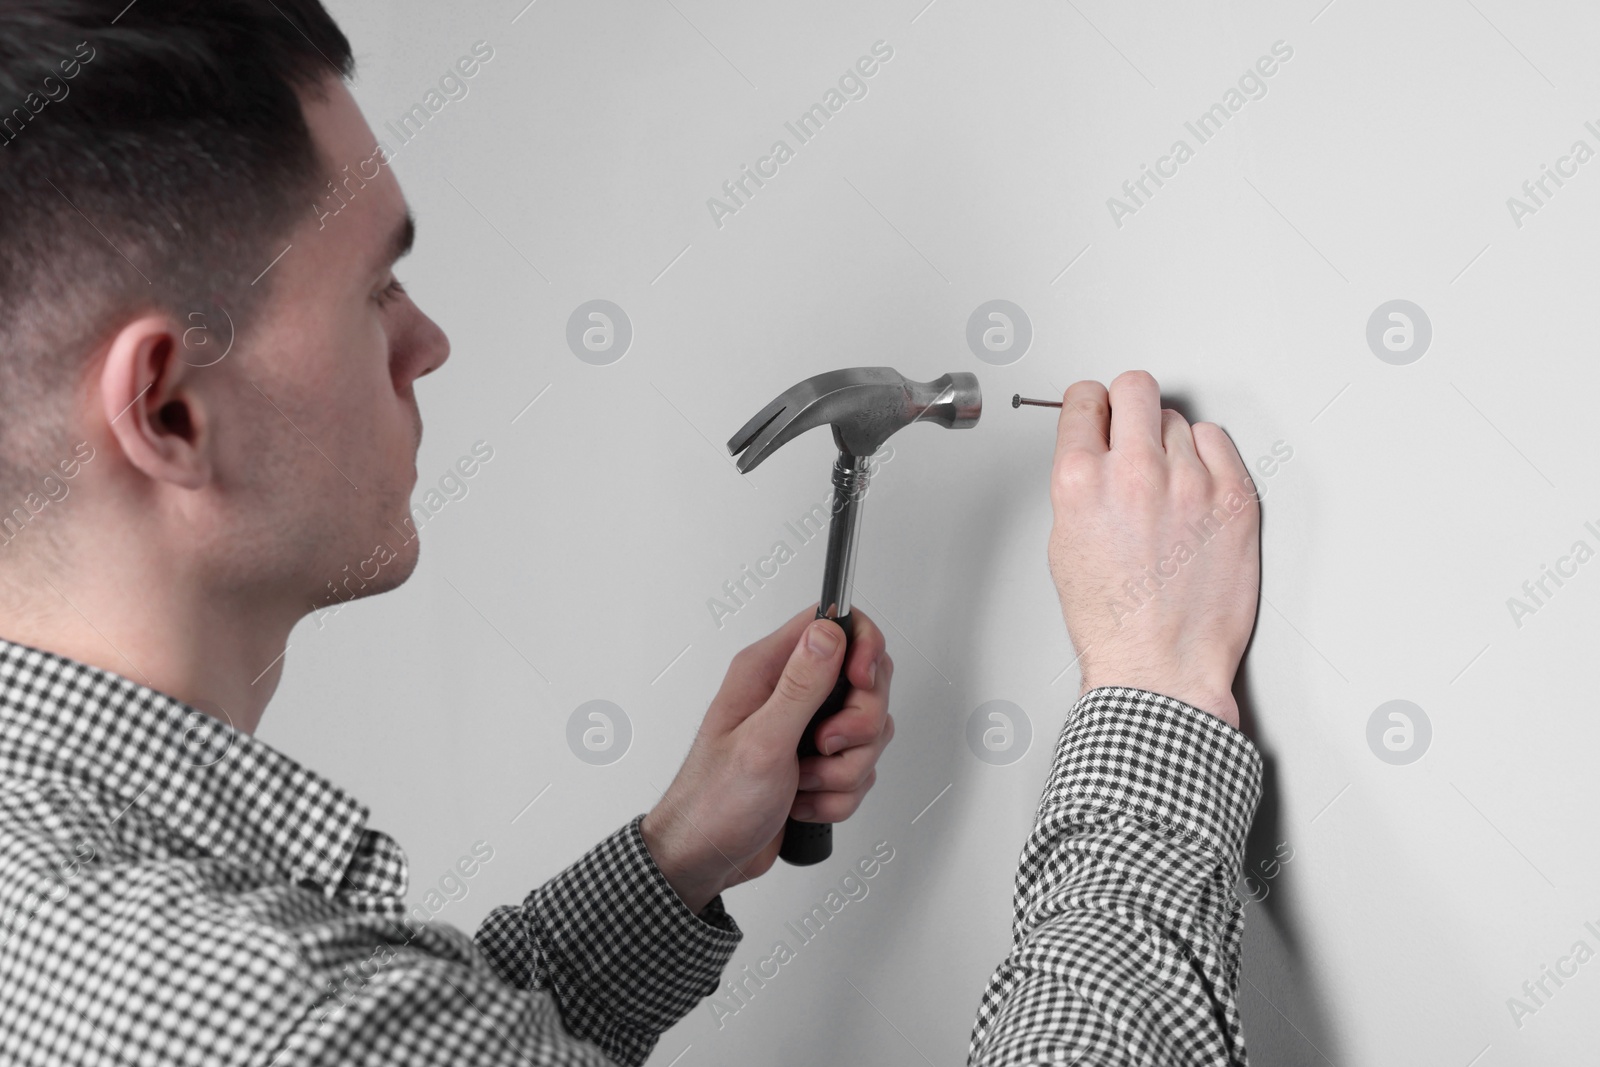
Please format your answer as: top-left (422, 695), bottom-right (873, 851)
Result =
top-left (260, 2), bottom-right (1600, 1063)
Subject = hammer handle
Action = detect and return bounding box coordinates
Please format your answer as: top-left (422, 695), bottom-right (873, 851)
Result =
top-left (779, 611), bottom-right (855, 866)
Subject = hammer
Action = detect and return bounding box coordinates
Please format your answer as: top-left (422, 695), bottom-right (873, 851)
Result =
top-left (728, 367), bottom-right (982, 865)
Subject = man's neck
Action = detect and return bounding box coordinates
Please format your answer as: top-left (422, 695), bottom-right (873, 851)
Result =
top-left (0, 569), bottom-right (294, 735)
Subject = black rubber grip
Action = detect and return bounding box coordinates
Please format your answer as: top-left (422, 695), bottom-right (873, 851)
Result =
top-left (779, 612), bottom-right (854, 866)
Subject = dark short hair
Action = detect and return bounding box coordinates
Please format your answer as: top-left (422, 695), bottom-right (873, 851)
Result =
top-left (0, 0), bottom-right (353, 521)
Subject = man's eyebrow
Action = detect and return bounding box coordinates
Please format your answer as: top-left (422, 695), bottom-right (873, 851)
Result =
top-left (377, 209), bottom-right (416, 271)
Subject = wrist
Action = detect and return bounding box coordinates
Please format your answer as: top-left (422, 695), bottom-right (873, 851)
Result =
top-left (640, 807), bottom-right (722, 916)
top-left (1079, 673), bottom-right (1239, 730)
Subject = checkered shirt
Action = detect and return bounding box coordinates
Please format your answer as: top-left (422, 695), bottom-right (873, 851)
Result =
top-left (968, 687), bottom-right (1264, 1066)
top-left (0, 636), bottom-right (741, 1066)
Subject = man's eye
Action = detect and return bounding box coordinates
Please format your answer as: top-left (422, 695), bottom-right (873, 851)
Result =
top-left (376, 277), bottom-right (407, 306)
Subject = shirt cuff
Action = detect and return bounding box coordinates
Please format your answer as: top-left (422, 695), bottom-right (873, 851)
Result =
top-left (1048, 686), bottom-right (1262, 866)
top-left (522, 814), bottom-right (741, 1064)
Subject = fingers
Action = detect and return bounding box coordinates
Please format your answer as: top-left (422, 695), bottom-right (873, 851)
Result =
top-left (792, 715), bottom-right (892, 823)
top-left (745, 616), bottom-right (848, 752)
top-left (809, 649), bottom-right (892, 756)
top-left (797, 711), bottom-right (893, 792)
top-left (1192, 421), bottom-right (1253, 490)
top-left (709, 603), bottom-right (819, 721)
top-left (707, 605), bottom-right (888, 743)
top-left (792, 768), bottom-right (878, 824)
top-left (1160, 408), bottom-right (1198, 462)
top-left (1054, 380), bottom-right (1110, 462)
top-left (721, 606), bottom-right (884, 702)
top-left (842, 609), bottom-right (886, 691)
top-left (1107, 370), bottom-right (1163, 456)
top-left (793, 654), bottom-right (893, 823)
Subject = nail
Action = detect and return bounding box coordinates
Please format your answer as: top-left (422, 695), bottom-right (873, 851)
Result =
top-left (798, 773), bottom-right (822, 790)
top-left (867, 658), bottom-right (878, 687)
top-left (807, 621), bottom-right (840, 656)
top-left (792, 804), bottom-right (815, 822)
top-left (820, 735), bottom-right (843, 756)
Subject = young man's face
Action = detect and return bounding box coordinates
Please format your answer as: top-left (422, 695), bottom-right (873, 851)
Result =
top-left (215, 77), bottom-right (449, 612)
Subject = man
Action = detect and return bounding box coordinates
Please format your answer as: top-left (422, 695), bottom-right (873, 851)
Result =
top-left (0, 3), bottom-right (1264, 1066)
top-left (0, 3), bottom-right (893, 1064)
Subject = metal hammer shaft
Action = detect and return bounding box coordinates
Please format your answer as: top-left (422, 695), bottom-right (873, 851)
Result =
top-left (780, 452), bottom-right (873, 866)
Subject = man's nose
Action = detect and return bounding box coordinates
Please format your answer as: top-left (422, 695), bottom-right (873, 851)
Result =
top-left (418, 312), bottom-right (450, 378)
top-left (405, 309), bottom-right (451, 383)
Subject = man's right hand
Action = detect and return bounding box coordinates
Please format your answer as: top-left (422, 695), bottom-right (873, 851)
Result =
top-left (1046, 371), bottom-right (1261, 728)
top-left (641, 605), bottom-right (893, 914)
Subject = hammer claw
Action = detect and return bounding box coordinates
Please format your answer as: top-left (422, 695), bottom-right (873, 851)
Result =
top-left (726, 399), bottom-right (788, 462)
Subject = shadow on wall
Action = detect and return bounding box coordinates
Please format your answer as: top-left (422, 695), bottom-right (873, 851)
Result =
top-left (1235, 500), bottom-right (1344, 1066)
top-left (1158, 392), bottom-right (1344, 1059)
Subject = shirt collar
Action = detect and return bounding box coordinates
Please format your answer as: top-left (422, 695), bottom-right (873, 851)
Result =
top-left (0, 634), bottom-right (386, 896)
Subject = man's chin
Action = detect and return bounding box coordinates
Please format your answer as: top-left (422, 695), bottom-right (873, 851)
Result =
top-left (303, 531), bottom-right (422, 620)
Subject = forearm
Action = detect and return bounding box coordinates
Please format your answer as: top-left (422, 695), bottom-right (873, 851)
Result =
top-left (968, 687), bottom-right (1262, 1066)
top-left (474, 815), bottom-right (741, 1067)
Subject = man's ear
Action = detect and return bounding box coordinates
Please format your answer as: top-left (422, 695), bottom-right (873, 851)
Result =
top-left (99, 314), bottom-right (212, 490)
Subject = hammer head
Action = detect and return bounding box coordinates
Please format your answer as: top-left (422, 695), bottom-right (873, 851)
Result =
top-left (728, 367), bottom-right (981, 473)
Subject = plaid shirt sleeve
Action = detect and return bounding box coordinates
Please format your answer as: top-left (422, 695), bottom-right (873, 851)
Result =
top-left (472, 814), bottom-right (741, 1066)
top-left (967, 687), bottom-right (1264, 1066)
top-left (265, 816), bottom-right (739, 1067)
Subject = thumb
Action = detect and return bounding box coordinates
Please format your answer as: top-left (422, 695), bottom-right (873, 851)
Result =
top-left (747, 618), bottom-right (846, 751)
